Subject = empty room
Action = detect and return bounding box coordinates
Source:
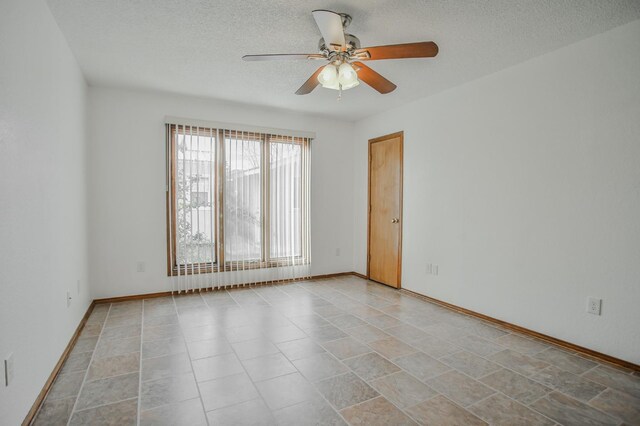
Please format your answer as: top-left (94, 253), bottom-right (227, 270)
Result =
top-left (2, 0), bottom-right (640, 425)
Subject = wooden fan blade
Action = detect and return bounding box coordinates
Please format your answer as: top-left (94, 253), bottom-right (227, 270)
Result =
top-left (353, 62), bottom-right (397, 94)
top-left (355, 42), bottom-right (439, 60)
top-left (243, 54), bottom-right (325, 61)
top-left (295, 66), bottom-right (325, 95)
top-left (312, 10), bottom-right (345, 51)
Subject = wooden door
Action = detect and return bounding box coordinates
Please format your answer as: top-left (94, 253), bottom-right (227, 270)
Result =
top-left (368, 132), bottom-right (403, 288)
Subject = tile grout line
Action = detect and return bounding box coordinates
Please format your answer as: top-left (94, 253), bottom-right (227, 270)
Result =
top-left (579, 362), bottom-right (601, 377)
top-left (64, 369), bottom-right (139, 385)
top-left (66, 303), bottom-right (113, 426)
top-left (305, 370), bottom-right (372, 424)
top-left (586, 386), bottom-right (609, 403)
top-left (464, 347), bottom-right (621, 419)
top-left (442, 350), bottom-right (620, 425)
top-left (70, 396), bottom-right (139, 416)
top-left (171, 292), bottom-right (210, 425)
top-left (417, 340), bottom-right (585, 420)
top-left (466, 389), bottom-right (560, 426)
top-left (518, 363), bottom-right (605, 395)
top-left (335, 359), bottom-right (447, 421)
top-left (271, 367), bottom-right (352, 424)
top-left (527, 391), bottom-right (615, 426)
top-left (297, 281), bottom-right (439, 421)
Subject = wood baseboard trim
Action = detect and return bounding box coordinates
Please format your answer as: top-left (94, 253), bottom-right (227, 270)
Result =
top-left (93, 271), bottom-right (359, 304)
top-left (22, 301), bottom-right (96, 426)
top-left (94, 291), bottom-right (173, 304)
top-left (400, 288), bottom-right (640, 372)
top-left (350, 271), bottom-right (368, 280)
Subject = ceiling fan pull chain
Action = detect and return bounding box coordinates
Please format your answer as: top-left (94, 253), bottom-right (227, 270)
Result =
top-left (337, 84), bottom-right (343, 101)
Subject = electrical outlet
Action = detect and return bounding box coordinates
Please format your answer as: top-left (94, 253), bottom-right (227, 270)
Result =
top-left (137, 261), bottom-right (146, 273)
top-left (433, 264), bottom-right (439, 276)
top-left (335, 248), bottom-right (341, 257)
top-left (66, 290), bottom-right (72, 308)
top-left (4, 353), bottom-right (14, 386)
top-left (587, 297), bottom-right (602, 315)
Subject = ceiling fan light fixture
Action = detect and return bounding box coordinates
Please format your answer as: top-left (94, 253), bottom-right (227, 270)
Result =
top-left (318, 62), bottom-right (360, 91)
top-left (338, 62), bottom-right (358, 86)
top-left (321, 79), bottom-right (360, 91)
top-left (342, 79), bottom-right (360, 90)
top-left (321, 80), bottom-right (339, 90)
top-left (317, 64), bottom-right (338, 87)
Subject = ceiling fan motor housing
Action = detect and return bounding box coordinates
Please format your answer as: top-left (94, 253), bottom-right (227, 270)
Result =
top-left (318, 34), bottom-right (361, 54)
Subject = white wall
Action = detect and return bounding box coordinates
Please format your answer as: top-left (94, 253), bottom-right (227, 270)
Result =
top-left (88, 87), bottom-right (354, 298)
top-left (353, 20), bottom-right (640, 364)
top-left (0, 0), bottom-right (90, 423)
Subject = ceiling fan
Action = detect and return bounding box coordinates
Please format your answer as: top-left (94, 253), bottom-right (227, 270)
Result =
top-left (242, 10), bottom-right (438, 98)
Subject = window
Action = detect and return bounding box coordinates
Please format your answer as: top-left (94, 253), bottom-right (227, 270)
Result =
top-left (270, 139), bottom-right (303, 259)
top-left (190, 191), bottom-right (209, 207)
top-left (224, 133), bottom-right (262, 262)
top-left (167, 125), bottom-right (310, 276)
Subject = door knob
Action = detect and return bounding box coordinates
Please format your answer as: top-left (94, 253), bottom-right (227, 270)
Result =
top-left (391, 218), bottom-right (399, 223)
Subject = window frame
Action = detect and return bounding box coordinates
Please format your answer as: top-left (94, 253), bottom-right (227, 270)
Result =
top-left (166, 125), bottom-right (309, 277)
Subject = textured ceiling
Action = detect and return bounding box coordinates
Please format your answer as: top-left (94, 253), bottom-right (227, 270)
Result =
top-left (46, 0), bottom-right (640, 120)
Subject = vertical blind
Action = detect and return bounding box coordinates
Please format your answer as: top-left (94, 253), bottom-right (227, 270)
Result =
top-left (166, 121), bottom-right (312, 293)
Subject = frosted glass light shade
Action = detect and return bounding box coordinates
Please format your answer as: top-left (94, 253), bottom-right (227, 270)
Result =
top-left (322, 80), bottom-right (340, 90)
top-left (317, 64), bottom-right (338, 86)
top-left (318, 62), bottom-right (359, 90)
top-left (341, 80), bottom-right (359, 90)
top-left (320, 80), bottom-right (359, 91)
top-left (338, 63), bottom-right (358, 86)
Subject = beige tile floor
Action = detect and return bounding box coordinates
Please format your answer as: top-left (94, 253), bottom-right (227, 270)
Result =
top-left (33, 276), bottom-right (640, 425)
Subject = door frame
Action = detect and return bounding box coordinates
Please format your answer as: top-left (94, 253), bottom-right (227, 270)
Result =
top-left (367, 131), bottom-right (404, 288)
